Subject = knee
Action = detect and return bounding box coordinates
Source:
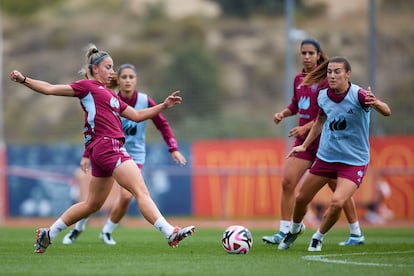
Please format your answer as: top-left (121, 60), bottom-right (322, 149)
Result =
top-left (295, 193), bottom-right (310, 207)
top-left (281, 178), bottom-right (296, 193)
top-left (329, 198), bottom-right (345, 212)
top-left (119, 193), bottom-right (133, 208)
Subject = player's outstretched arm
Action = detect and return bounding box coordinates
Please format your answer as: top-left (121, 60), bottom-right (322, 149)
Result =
top-left (10, 70), bottom-right (74, 97)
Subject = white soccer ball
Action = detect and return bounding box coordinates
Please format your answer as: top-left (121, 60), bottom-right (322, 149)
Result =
top-left (222, 225), bottom-right (253, 254)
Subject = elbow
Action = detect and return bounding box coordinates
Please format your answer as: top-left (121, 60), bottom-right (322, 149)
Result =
top-left (383, 107), bottom-right (392, 116)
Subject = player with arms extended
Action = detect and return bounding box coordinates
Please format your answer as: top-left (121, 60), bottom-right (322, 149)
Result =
top-left (63, 63), bottom-right (187, 245)
top-left (9, 44), bottom-right (195, 253)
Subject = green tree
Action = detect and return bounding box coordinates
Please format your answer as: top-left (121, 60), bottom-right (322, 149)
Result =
top-left (158, 43), bottom-right (221, 121)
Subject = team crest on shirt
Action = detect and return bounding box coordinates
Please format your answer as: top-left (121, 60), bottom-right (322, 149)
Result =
top-left (110, 96), bottom-right (120, 109)
top-left (298, 96), bottom-right (310, 110)
top-left (311, 83), bottom-right (319, 92)
top-left (329, 116), bottom-right (347, 131)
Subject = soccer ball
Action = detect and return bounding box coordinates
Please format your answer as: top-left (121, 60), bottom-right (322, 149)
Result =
top-left (222, 225), bottom-right (253, 254)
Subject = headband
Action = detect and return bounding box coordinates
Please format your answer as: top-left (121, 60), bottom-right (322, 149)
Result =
top-left (90, 53), bottom-right (109, 66)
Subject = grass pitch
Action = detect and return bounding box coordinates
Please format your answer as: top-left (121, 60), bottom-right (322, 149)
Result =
top-left (0, 226), bottom-right (413, 275)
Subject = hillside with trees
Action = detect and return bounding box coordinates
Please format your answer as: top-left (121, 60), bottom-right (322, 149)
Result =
top-left (2, 0), bottom-right (413, 144)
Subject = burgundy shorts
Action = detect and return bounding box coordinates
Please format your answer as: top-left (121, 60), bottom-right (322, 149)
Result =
top-left (90, 137), bottom-right (132, 177)
top-left (289, 140), bottom-right (318, 162)
top-left (309, 158), bottom-right (368, 187)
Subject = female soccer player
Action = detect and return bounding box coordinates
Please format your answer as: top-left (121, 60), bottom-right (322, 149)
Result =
top-left (62, 63), bottom-right (187, 245)
top-left (278, 56), bottom-right (391, 251)
top-left (9, 44), bottom-right (195, 254)
top-left (262, 39), bottom-right (365, 246)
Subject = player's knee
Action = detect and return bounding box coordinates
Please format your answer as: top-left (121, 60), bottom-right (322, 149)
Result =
top-left (330, 198), bottom-right (345, 211)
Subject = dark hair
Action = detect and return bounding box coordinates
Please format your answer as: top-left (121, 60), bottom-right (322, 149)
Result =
top-left (330, 56), bottom-right (352, 72)
top-left (300, 38), bottom-right (321, 53)
top-left (107, 64), bottom-right (138, 89)
top-left (117, 63), bottom-right (137, 75)
top-left (302, 56), bottom-right (352, 86)
top-left (300, 38), bottom-right (328, 66)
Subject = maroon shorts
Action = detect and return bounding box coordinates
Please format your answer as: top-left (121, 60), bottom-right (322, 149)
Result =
top-left (90, 137), bottom-right (132, 177)
top-left (289, 139), bottom-right (318, 162)
top-left (309, 158), bottom-right (368, 187)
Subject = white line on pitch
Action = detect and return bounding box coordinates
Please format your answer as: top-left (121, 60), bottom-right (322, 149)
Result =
top-left (302, 251), bottom-right (414, 267)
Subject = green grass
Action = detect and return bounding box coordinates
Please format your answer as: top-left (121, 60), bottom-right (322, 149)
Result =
top-left (0, 226), bottom-right (413, 276)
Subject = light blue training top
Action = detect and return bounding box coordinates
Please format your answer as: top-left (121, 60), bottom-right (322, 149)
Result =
top-left (317, 83), bottom-right (371, 166)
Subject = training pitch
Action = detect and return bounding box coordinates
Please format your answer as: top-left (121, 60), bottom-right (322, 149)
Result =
top-left (0, 223), bottom-right (413, 276)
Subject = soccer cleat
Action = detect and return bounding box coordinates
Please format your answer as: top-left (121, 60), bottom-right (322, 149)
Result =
top-left (308, 238), bottom-right (322, 251)
top-left (62, 229), bottom-right (82, 245)
top-left (34, 228), bottom-right (52, 254)
top-left (168, 226), bottom-right (195, 248)
top-left (338, 234), bottom-right (365, 246)
top-left (262, 231), bottom-right (286, 245)
top-left (100, 232), bottom-right (117, 245)
top-left (278, 224), bottom-right (305, 250)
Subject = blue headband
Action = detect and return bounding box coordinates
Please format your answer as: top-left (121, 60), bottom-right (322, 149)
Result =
top-left (91, 53), bottom-right (109, 66)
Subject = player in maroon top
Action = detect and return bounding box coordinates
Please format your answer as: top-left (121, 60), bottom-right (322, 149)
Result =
top-left (10, 44), bottom-right (194, 254)
top-left (262, 38), bottom-right (364, 246)
top-left (62, 64), bottom-right (187, 245)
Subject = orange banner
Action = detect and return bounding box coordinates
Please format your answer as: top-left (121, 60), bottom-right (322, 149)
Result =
top-left (192, 136), bottom-right (414, 219)
top-left (192, 139), bottom-right (285, 218)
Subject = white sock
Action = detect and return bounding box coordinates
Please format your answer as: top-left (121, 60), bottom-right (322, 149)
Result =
top-left (290, 222), bottom-right (303, 234)
top-left (75, 218), bottom-right (89, 232)
top-left (49, 218), bottom-right (68, 241)
top-left (349, 221), bottom-right (362, 236)
top-left (312, 229), bottom-right (325, 241)
top-left (102, 218), bottom-right (119, 234)
top-left (154, 217), bottom-right (175, 239)
top-left (280, 220), bottom-right (290, 234)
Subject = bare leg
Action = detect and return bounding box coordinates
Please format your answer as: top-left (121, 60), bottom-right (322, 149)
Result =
top-left (319, 178), bottom-right (358, 234)
top-left (61, 176), bottom-right (114, 226)
top-left (109, 185), bottom-right (133, 223)
top-left (100, 185), bottom-right (134, 244)
top-left (327, 180), bottom-right (358, 224)
top-left (112, 160), bottom-right (162, 225)
top-left (293, 172), bottom-right (328, 224)
top-left (280, 157), bottom-right (313, 221)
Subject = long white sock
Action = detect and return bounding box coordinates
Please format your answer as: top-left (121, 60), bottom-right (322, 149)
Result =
top-left (349, 221), bottom-right (362, 236)
top-left (280, 220), bottom-right (290, 234)
top-left (154, 217), bottom-right (175, 239)
top-left (74, 218), bottom-right (89, 232)
top-left (49, 218), bottom-right (68, 241)
top-left (102, 218), bottom-right (119, 234)
top-left (312, 229), bottom-right (325, 241)
top-left (290, 222), bottom-right (302, 234)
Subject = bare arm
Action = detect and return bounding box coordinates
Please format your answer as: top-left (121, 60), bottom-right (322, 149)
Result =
top-left (288, 120), bottom-right (314, 138)
top-left (365, 87), bottom-right (391, 116)
top-left (10, 70), bottom-right (74, 96)
top-left (287, 114), bottom-right (326, 157)
top-left (274, 108), bottom-right (293, 124)
top-left (121, 91), bottom-right (182, 122)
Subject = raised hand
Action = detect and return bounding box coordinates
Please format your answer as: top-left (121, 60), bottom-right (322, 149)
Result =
top-left (163, 91), bottom-right (182, 109)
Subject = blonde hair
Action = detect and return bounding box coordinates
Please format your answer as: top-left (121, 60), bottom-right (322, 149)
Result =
top-left (79, 43), bottom-right (110, 79)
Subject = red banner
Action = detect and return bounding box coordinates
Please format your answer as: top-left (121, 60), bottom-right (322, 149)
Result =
top-left (192, 136), bottom-right (414, 219)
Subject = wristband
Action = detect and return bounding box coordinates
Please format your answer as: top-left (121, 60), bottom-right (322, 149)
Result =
top-left (21, 76), bottom-right (27, 84)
